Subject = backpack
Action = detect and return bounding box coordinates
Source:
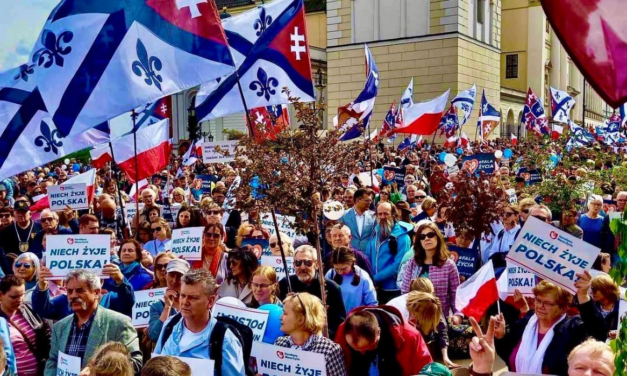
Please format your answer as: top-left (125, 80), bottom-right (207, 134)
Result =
top-left (160, 313), bottom-right (255, 376)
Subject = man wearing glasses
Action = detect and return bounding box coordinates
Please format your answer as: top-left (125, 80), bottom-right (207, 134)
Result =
top-left (30, 209), bottom-right (73, 260)
top-left (339, 188), bottom-right (375, 254)
top-left (0, 201), bottom-right (41, 265)
top-left (482, 205), bottom-right (522, 268)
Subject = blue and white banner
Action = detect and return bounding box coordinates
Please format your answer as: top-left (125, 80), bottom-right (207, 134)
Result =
top-left (550, 87), bottom-right (575, 123)
top-left (29, 0), bottom-right (235, 137)
top-left (451, 84), bottom-right (476, 126)
top-left (196, 0), bottom-right (314, 122)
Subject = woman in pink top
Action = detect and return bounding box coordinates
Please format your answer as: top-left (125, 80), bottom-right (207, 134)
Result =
top-left (0, 275), bottom-right (50, 376)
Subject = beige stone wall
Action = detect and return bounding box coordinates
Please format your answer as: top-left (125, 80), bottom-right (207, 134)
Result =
top-left (327, 35), bottom-right (500, 139)
top-left (327, 0), bottom-right (352, 47)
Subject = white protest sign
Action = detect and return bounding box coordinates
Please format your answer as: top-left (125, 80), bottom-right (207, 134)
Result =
top-left (261, 213), bottom-right (296, 239)
top-left (123, 203), bottom-right (145, 225)
top-left (506, 188), bottom-right (517, 204)
top-left (48, 183), bottom-right (89, 211)
top-left (47, 235), bottom-right (110, 278)
top-left (251, 342), bottom-right (327, 376)
top-left (170, 227), bottom-right (203, 261)
top-left (261, 256), bottom-right (295, 276)
top-left (506, 216), bottom-right (600, 294)
top-left (57, 351), bottom-right (81, 376)
top-left (211, 301), bottom-right (269, 342)
top-left (132, 288), bottom-right (166, 328)
top-left (506, 263), bottom-right (535, 296)
top-left (202, 140), bottom-right (238, 163)
top-left (151, 355), bottom-right (214, 376)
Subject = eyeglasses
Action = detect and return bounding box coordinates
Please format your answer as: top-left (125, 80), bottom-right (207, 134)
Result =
top-left (203, 232), bottom-right (221, 239)
top-left (503, 212), bottom-right (515, 217)
top-left (270, 242), bottom-right (278, 248)
top-left (245, 234), bottom-right (265, 239)
top-left (251, 282), bottom-right (272, 289)
top-left (152, 227), bottom-right (162, 233)
top-left (294, 259), bottom-right (314, 267)
top-left (228, 258), bottom-right (240, 266)
top-left (0, 214), bottom-right (10, 219)
top-left (205, 210), bottom-right (221, 215)
top-left (532, 215), bottom-right (548, 222)
top-left (41, 217), bottom-right (55, 223)
top-left (15, 262), bottom-right (32, 269)
top-left (416, 195), bottom-right (426, 199)
top-left (534, 298), bottom-right (558, 308)
top-left (522, 209), bottom-right (530, 214)
top-left (418, 232), bottom-right (437, 241)
top-left (155, 263), bottom-right (169, 271)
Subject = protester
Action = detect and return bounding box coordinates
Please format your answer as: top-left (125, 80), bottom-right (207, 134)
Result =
top-left (0, 201), bottom-right (41, 261)
top-left (269, 232), bottom-right (294, 257)
top-left (0, 275), bottom-right (50, 376)
top-left (323, 224), bottom-right (373, 276)
top-left (414, 196), bottom-right (437, 223)
top-left (109, 239), bottom-right (153, 292)
top-left (44, 270), bottom-right (142, 375)
top-left (339, 188), bottom-right (375, 253)
top-left (30, 209), bottom-right (72, 259)
top-left (248, 266), bottom-right (282, 308)
top-left (482, 204), bottom-right (521, 267)
top-left (154, 269), bottom-right (245, 375)
top-left (147, 207), bottom-right (161, 223)
top-left (0, 207), bottom-right (14, 232)
top-left (578, 195), bottom-right (605, 248)
top-left (135, 221), bottom-right (153, 244)
top-left (80, 341), bottom-right (134, 376)
top-left (12, 252), bottom-right (39, 305)
top-left (567, 339), bottom-right (615, 376)
top-left (151, 252), bottom-right (176, 288)
top-left (203, 203), bottom-right (237, 248)
top-left (518, 198), bottom-right (536, 225)
top-left (277, 245), bottom-right (346, 339)
top-left (144, 218), bottom-right (172, 256)
top-left (335, 306), bottom-right (433, 376)
top-left (216, 247), bottom-right (257, 305)
top-left (325, 246), bottom-right (377, 313)
top-left (141, 356), bottom-right (192, 376)
top-left (171, 188), bottom-right (186, 205)
top-left (189, 223), bottom-right (229, 285)
top-left (174, 206), bottom-right (200, 229)
top-left (132, 189), bottom-right (160, 232)
top-left (275, 293), bottom-right (346, 376)
top-left (98, 198), bottom-right (125, 241)
top-left (554, 206), bottom-right (584, 239)
top-left (578, 272), bottom-right (619, 338)
top-left (148, 259), bottom-right (190, 342)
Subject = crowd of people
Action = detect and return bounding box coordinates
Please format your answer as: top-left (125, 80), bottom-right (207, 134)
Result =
top-left (0, 136), bottom-right (620, 376)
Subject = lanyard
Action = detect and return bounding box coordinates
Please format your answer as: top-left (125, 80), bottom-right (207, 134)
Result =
top-left (15, 221), bottom-right (34, 243)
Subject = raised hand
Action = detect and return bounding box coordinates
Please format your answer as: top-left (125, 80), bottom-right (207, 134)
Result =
top-left (469, 316), bottom-right (496, 374)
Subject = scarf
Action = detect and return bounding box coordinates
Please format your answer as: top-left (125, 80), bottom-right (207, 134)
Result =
top-left (120, 261), bottom-right (140, 275)
top-left (515, 313), bottom-right (566, 374)
top-left (204, 247), bottom-right (223, 279)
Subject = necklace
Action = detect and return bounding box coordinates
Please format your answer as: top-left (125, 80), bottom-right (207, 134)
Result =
top-left (15, 221), bottom-right (33, 253)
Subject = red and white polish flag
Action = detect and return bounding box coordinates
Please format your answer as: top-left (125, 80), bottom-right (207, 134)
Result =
top-left (394, 90), bottom-right (450, 135)
top-left (455, 260), bottom-right (499, 321)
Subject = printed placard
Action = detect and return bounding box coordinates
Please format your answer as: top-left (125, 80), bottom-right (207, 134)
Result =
top-left (132, 288), bottom-right (166, 328)
top-left (506, 189), bottom-right (517, 204)
top-left (260, 256), bottom-right (295, 276)
top-left (448, 246), bottom-right (478, 279)
top-left (123, 203), bottom-right (145, 225)
top-left (151, 355), bottom-right (214, 376)
top-left (195, 175), bottom-right (215, 194)
top-left (212, 301), bottom-right (269, 342)
top-left (261, 213), bottom-right (296, 239)
top-left (57, 351), bottom-right (81, 376)
top-left (170, 227), bottom-right (203, 261)
top-left (202, 140), bottom-right (239, 163)
top-left (250, 342), bottom-right (327, 376)
top-left (47, 235), bottom-right (110, 278)
top-left (517, 168), bottom-right (543, 185)
top-left (506, 216), bottom-right (600, 294)
top-left (48, 183), bottom-right (89, 211)
top-left (603, 199), bottom-right (618, 213)
top-left (506, 263), bottom-right (536, 296)
top-left (382, 166), bottom-right (406, 186)
top-left (462, 153), bottom-right (495, 174)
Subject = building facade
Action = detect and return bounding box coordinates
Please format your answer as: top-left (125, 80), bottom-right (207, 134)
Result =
top-left (500, 0), bottom-right (609, 140)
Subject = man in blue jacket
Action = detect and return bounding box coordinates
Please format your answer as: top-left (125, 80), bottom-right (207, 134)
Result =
top-left (31, 263), bottom-right (135, 320)
top-left (366, 202), bottom-right (412, 294)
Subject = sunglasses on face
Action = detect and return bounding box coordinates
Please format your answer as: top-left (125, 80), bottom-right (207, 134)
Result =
top-left (522, 209), bottom-right (530, 214)
top-left (418, 232), bottom-right (437, 241)
top-left (294, 259), bottom-right (314, 267)
top-left (204, 232), bottom-right (221, 239)
top-left (532, 215), bottom-right (548, 222)
top-left (503, 212), bottom-right (515, 217)
top-left (155, 263), bottom-right (169, 271)
top-left (41, 217), bottom-right (55, 223)
top-left (270, 242), bottom-right (278, 248)
top-left (152, 227), bottom-right (162, 233)
top-left (416, 195), bottom-right (426, 199)
top-left (205, 210), bottom-right (221, 215)
top-left (0, 214), bottom-right (10, 219)
top-left (15, 262), bottom-right (32, 269)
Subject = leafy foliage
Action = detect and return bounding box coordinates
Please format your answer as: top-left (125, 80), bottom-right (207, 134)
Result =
top-left (223, 128), bottom-right (247, 141)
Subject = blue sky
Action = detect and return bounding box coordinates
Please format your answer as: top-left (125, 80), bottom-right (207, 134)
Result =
top-left (0, 0), bottom-right (59, 71)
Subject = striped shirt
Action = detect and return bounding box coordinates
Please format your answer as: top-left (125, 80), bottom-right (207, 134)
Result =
top-left (8, 311), bottom-right (38, 376)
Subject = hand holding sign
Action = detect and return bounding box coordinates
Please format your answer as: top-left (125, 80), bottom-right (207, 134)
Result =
top-left (102, 264), bottom-right (124, 284)
top-left (38, 266), bottom-right (53, 290)
top-left (574, 270), bottom-right (593, 304)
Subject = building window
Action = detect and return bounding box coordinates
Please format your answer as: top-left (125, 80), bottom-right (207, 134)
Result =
top-left (477, 0), bottom-right (485, 24)
top-left (506, 54), bottom-right (518, 79)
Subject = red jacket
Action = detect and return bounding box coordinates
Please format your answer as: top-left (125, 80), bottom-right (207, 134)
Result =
top-left (334, 305), bottom-right (432, 376)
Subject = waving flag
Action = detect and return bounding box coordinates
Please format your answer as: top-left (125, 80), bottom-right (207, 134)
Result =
top-left (29, 0), bottom-right (235, 138)
top-left (398, 135), bottom-right (417, 152)
top-left (182, 138), bottom-right (204, 166)
top-left (550, 87), bottom-right (575, 123)
top-left (90, 144), bottom-right (112, 169)
top-left (478, 91), bottom-right (500, 139)
top-left (620, 103), bottom-right (627, 129)
top-left (510, 133), bottom-right (518, 146)
top-left (0, 65), bottom-right (111, 181)
top-left (400, 78), bottom-right (414, 108)
top-left (381, 101), bottom-right (397, 138)
top-left (112, 97), bottom-right (172, 139)
top-left (196, 0), bottom-right (314, 122)
top-left (522, 88), bottom-right (549, 136)
top-left (451, 84), bottom-right (476, 126)
top-left (568, 120), bottom-right (595, 145)
top-left (551, 124), bottom-right (564, 140)
top-left (460, 132), bottom-right (470, 148)
top-left (335, 45), bottom-right (379, 141)
top-left (394, 90), bottom-right (450, 135)
top-left (249, 104), bottom-right (290, 142)
top-left (597, 113), bottom-right (625, 145)
top-left (455, 260), bottom-right (498, 321)
top-left (439, 105), bottom-right (459, 137)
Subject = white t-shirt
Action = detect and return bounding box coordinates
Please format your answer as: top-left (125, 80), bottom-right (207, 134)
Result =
top-left (179, 322), bottom-right (212, 351)
top-left (387, 294), bottom-right (410, 321)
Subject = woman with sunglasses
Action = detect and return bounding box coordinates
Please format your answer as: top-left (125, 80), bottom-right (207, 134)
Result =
top-left (235, 223), bottom-right (270, 247)
top-left (325, 246), bottom-right (377, 313)
top-left (105, 239), bottom-right (153, 292)
top-left (248, 266), bottom-right (282, 308)
top-left (269, 232), bottom-right (294, 257)
top-left (518, 198), bottom-right (536, 226)
top-left (217, 247), bottom-right (258, 305)
top-left (275, 293), bottom-right (346, 376)
top-left (151, 252), bottom-right (176, 288)
top-left (144, 218), bottom-right (172, 256)
top-left (400, 223), bottom-right (462, 324)
top-left (204, 203), bottom-right (237, 248)
top-left (189, 223), bottom-right (229, 284)
top-left (12, 253), bottom-right (40, 306)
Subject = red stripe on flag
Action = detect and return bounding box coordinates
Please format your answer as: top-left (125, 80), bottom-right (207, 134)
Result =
top-left (460, 278), bottom-right (499, 321)
top-left (395, 112), bottom-right (443, 135)
top-left (118, 141), bottom-right (171, 183)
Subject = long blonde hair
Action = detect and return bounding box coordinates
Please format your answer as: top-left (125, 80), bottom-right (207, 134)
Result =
top-left (405, 291), bottom-right (442, 335)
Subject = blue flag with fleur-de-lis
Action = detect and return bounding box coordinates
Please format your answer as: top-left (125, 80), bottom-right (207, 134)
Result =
top-left (195, 0), bottom-right (315, 122)
top-left (28, 0), bottom-right (235, 138)
top-left (0, 65), bottom-right (111, 180)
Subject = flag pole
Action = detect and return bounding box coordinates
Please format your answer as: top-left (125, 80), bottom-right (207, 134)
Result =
top-left (366, 119), bottom-right (374, 185)
top-left (582, 78), bottom-right (587, 129)
top-left (270, 210), bottom-right (292, 293)
top-left (234, 73), bottom-right (257, 138)
top-left (108, 141), bottom-right (128, 238)
top-left (132, 110), bottom-right (140, 217)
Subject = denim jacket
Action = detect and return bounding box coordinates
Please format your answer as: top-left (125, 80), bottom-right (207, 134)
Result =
top-left (154, 315), bottom-right (245, 375)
